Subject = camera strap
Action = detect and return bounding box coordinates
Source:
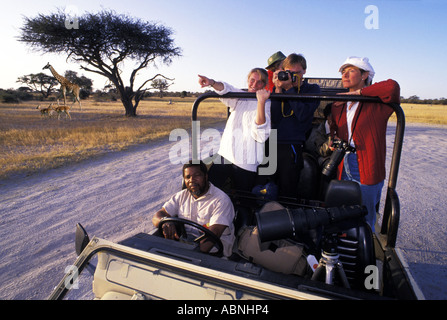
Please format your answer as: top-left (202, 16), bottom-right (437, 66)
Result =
top-left (280, 78), bottom-right (302, 118)
top-left (338, 101), bottom-right (363, 148)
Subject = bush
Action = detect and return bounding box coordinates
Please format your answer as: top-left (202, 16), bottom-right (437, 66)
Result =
top-left (0, 89), bottom-right (33, 103)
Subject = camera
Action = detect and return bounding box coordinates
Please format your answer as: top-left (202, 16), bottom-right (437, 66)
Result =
top-left (278, 70), bottom-right (299, 82)
top-left (321, 140), bottom-right (356, 178)
top-left (256, 201), bottom-right (367, 243)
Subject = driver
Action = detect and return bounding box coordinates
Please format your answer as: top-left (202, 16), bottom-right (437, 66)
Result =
top-left (152, 160), bottom-right (236, 257)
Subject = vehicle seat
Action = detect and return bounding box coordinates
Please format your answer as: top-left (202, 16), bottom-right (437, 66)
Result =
top-left (296, 152), bottom-right (319, 200)
top-left (324, 180), bottom-right (375, 290)
top-left (324, 180), bottom-right (362, 207)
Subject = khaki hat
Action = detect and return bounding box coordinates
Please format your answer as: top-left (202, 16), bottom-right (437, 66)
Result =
top-left (266, 51), bottom-right (286, 69)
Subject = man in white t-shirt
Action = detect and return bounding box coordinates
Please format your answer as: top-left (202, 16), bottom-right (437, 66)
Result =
top-left (152, 161), bottom-right (235, 257)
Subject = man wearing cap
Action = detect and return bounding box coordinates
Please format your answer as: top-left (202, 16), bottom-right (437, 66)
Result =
top-left (330, 56), bottom-right (400, 231)
top-left (265, 51), bottom-right (286, 92)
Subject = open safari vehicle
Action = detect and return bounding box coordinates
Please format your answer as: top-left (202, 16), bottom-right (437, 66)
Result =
top-left (49, 79), bottom-right (422, 300)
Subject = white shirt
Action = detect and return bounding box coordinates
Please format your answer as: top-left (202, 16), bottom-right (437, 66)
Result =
top-left (346, 101), bottom-right (359, 148)
top-left (215, 82), bottom-right (271, 172)
top-left (162, 183), bottom-right (235, 257)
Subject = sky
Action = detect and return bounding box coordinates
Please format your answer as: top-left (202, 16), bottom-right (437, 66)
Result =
top-left (1, 0), bottom-right (446, 99)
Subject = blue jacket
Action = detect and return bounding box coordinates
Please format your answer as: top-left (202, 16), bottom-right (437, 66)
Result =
top-left (271, 82), bottom-right (321, 144)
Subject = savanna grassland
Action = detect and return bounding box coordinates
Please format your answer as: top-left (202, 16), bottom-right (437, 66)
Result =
top-left (391, 103), bottom-right (447, 125)
top-left (0, 99), bottom-right (445, 180)
top-left (0, 97), bottom-right (227, 180)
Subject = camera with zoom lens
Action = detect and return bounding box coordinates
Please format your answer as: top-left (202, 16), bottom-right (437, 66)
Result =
top-left (321, 140), bottom-right (356, 178)
top-left (278, 70), bottom-right (299, 82)
top-left (256, 202), bottom-right (367, 243)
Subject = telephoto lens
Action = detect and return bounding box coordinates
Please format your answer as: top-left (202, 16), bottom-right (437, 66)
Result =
top-left (321, 148), bottom-right (345, 178)
top-left (256, 201), bottom-right (367, 243)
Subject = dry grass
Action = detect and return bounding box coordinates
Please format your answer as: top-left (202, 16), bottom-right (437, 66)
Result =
top-left (391, 103), bottom-right (447, 125)
top-left (0, 97), bottom-right (227, 180)
top-left (1, 99), bottom-right (445, 180)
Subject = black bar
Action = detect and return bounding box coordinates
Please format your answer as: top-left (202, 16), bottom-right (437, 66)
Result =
top-left (191, 92), bottom-right (383, 122)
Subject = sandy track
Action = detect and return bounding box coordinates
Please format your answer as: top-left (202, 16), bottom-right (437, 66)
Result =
top-left (0, 122), bottom-right (446, 299)
top-left (385, 123), bottom-right (447, 299)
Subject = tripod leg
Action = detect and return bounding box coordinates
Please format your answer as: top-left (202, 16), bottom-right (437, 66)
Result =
top-left (312, 260), bottom-right (337, 285)
top-left (311, 263), bottom-right (326, 282)
top-left (336, 262), bottom-right (350, 288)
top-left (326, 263), bottom-right (336, 285)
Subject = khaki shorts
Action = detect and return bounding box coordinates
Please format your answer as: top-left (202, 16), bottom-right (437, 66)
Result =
top-left (237, 226), bottom-right (308, 276)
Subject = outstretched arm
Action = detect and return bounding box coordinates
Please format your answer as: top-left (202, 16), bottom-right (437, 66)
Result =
top-left (198, 74), bottom-right (224, 91)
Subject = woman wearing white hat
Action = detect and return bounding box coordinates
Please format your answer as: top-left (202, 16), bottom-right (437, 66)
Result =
top-left (330, 56), bottom-right (400, 232)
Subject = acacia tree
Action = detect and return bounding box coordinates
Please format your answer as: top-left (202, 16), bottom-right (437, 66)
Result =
top-left (17, 73), bottom-right (59, 98)
top-left (151, 79), bottom-right (173, 98)
top-left (19, 9), bottom-right (181, 116)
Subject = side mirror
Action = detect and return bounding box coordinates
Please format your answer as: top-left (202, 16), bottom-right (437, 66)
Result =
top-left (75, 223), bottom-right (90, 256)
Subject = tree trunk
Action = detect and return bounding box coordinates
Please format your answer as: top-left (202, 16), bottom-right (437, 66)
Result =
top-left (118, 86), bottom-right (137, 117)
top-left (122, 98), bottom-right (137, 117)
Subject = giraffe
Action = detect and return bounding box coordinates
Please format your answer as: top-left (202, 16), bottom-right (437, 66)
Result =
top-left (43, 63), bottom-right (82, 110)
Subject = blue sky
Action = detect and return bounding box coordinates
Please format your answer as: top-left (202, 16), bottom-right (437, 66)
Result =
top-left (1, 0), bottom-right (446, 99)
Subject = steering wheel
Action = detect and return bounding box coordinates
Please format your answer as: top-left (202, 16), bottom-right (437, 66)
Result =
top-left (158, 217), bottom-right (224, 256)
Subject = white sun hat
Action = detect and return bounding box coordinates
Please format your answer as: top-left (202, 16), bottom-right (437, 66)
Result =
top-left (339, 56), bottom-right (375, 84)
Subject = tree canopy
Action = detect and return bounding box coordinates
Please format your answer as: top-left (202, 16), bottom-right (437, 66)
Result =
top-left (17, 73), bottom-right (59, 98)
top-left (19, 9), bottom-right (181, 116)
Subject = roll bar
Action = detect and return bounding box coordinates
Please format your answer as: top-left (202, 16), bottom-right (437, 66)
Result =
top-left (190, 92), bottom-right (405, 248)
